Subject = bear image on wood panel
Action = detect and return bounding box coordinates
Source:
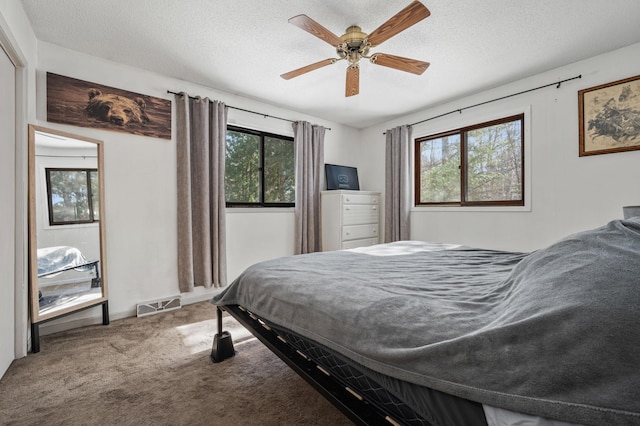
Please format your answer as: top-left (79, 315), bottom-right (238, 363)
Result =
top-left (47, 72), bottom-right (171, 139)
top-left (86, 89), bottom-right (150, 126)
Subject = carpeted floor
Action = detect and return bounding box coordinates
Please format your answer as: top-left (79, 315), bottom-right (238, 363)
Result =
top-left (0, 302), bottom-right (353, 425)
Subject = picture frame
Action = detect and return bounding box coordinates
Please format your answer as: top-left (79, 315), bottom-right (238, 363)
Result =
top-left (578, 74), bottom-right (640, 156)
top-left (47, 72), bottom-right (172, 139)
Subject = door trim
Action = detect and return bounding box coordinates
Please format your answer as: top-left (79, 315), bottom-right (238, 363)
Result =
top-left (0, 11), bottom-right (30, 359)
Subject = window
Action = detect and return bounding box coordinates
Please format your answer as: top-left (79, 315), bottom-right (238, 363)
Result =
top-left (225, 126), bottom-right (295, 207)
top-left (46, 168), bottom-right (99, 225)
top-left (415, 114), bottom-right (524, 206)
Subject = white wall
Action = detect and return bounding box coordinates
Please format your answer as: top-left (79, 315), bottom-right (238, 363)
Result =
top-left (360, 42), bottom-right (640, 252)
top-left (33, 42), bottom-right (360, 332)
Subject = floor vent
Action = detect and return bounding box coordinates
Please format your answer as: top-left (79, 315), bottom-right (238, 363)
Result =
top-left (137, 296), bottom-right (182, 317)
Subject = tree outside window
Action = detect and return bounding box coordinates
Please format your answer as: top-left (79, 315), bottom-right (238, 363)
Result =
top-left (416, 114), bottom-right (524, 206)
top-left (225, 126), bottom-right (295, 207)
top-left (46, 168), bottom-right (99, 225)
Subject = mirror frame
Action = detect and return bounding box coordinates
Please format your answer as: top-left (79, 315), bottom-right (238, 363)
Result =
top-left (28, 124), bottom-right (108, 324)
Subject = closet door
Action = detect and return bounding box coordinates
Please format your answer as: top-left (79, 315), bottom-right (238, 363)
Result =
top-left (0, 45), bottom-right (16, 377)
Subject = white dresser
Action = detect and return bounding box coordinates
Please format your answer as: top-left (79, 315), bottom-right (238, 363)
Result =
top-left (321, 190), bottom-right (380, 251)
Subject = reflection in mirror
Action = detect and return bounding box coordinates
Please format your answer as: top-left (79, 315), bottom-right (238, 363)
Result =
top-left (28, 125), bottom-right (108, 352)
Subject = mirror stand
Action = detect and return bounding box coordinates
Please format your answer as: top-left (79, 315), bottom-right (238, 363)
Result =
top-left (31, 301), bottom-right (109, 353)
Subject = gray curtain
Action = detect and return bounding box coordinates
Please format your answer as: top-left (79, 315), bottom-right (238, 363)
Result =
top-left (384, 125), bottom-right (412, 242)
top-left (293, 121), bottom-right (325, 254)
top-left (176, 93), bottom-right (227, 292)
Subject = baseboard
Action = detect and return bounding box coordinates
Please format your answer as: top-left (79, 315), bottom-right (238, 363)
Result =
top-left (180, 287), bottom-right (220, 305)
top-left (39, 306), bottom-right (134, 336)
top-left (37, 292), bottom-right (217, 336)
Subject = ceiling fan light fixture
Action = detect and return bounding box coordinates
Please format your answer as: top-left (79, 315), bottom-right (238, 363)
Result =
top-left (337, 26), bottom-right (370, 65)
top-left (347, 50), bottom-right (361, 65)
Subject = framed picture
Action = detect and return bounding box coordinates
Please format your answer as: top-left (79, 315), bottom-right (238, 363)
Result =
top-left (578, 74), bottom-right (640, 156)
top-left (47, 72), bottom-right (172, 139)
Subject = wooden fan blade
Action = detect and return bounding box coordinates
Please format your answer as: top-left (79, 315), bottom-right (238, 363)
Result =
top-left (288, 14), bottom-right (343, 47)
top-left (367, 1), bottom-right (431, 47)
top-left (371, 53), bottom-right (430, 75)
top-left (345, 65), bottom-right (360, 97)
top-left (281, 59), bottom-right (336, 80)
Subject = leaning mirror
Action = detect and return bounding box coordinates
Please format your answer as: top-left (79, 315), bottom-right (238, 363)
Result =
top-left (28, 125), bottom-right (108, 353)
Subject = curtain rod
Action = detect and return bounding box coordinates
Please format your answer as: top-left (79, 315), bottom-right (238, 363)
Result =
top-left (384, 74), bottom-right (582, 134)
top-left (167, 90), bottom-right (331, 131)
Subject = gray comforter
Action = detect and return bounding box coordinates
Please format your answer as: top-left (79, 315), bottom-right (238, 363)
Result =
top-left (212, 219), bottom-right (640, 425)
top-left (37, 246), bottom-right (94, 277)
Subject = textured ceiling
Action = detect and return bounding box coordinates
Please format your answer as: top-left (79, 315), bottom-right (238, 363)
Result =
top-left (20, 0), bottom-right (640, 128)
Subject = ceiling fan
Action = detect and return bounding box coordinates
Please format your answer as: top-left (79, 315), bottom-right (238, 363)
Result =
top-left (280, 1), bottom-right (431, 97)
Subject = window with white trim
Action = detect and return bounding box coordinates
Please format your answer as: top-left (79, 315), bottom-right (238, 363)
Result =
top-left (415, 114), bottom-right (524, 206)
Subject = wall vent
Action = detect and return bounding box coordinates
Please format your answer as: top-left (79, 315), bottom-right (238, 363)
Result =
top-left (137, 296), bottom-right (182, 317)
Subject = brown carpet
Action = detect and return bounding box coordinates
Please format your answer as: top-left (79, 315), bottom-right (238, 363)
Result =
top-left (0, 302), bottom-right (353, 426)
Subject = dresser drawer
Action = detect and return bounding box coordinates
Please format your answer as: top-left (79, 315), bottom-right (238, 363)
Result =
top-left (342, 204), bottom-right (378, 225)
top-left (342, 193), bottom-right (379, 205)
top-left (321, 190), bottom-right (380, 252)
top-left (342, 224), bottom-right (378, 241)
top-left (341, 238), bottom-right (379, 250)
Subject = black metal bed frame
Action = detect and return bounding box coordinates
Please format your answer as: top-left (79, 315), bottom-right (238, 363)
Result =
top-left (38, 259), bottom-right (101, 284)
top-left (211, 305), bottom-right (431, 426)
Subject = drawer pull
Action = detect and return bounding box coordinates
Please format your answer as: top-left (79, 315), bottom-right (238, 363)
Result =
top-left (372, 206), bottom-right (377, 211)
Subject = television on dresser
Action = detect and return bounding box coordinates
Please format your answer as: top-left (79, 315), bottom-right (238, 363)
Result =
top-left (325, 163), bottom-right (360, 190)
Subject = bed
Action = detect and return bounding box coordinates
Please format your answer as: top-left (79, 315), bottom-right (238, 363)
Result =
top-left (31, 245), bottom-right (107, 353)
top-left (37, 245), bottom-right (101, 289)
top-left (211, 218), bottom-right (640, 426)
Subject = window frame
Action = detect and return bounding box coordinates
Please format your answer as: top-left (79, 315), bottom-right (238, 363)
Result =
top-left (225, 125), bottom-right (295, 208)
top-left (414, 113), bottom-right (525, 207)
top-left (45, 167), bottom-right (99, 226)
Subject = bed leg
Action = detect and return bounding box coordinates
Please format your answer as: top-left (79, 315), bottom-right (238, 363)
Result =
top-left (210, 306), bottom-right (235, 363)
